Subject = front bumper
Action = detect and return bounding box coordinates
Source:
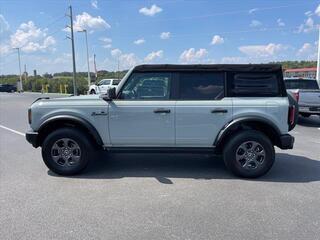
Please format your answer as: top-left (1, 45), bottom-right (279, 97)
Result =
top-left (278, 134), bottom-right (294, 150)
top-left (26, 131), bottom-right (39, 148)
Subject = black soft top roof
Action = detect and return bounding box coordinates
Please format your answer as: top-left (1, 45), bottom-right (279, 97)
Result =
top-left (133, 64), bottom-right (282, 72)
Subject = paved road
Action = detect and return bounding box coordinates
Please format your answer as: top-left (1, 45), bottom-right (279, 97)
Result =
top-left (0, 92), bottom-right (320, 240)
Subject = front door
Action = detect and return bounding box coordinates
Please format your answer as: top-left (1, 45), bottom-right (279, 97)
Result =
top-left (108, 72), bottom-right (175, 146)
top-left (175, 72), bottom-right (233, 147)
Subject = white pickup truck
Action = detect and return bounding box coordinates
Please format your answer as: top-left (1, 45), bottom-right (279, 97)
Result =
top-left (89, 79), bottom-right (120, 94)
top-left (284, 78), bottom-right (320, 117)
top-left (26, 64), bottom-right (296, 178)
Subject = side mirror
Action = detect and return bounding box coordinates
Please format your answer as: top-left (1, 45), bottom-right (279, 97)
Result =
top-left (102, 87), bottom-right (116, 101)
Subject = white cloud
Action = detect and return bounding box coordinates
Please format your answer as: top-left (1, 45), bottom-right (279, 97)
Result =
top-left (297, 17), bottom-right (315, 33)
top-left (144, 50), bottom-right (163, 62)
top-left (277, 18), bottom-right (285, 27)
top-left (179, 48), bottom-right (208, 63)
top-left (211, 35), bottom-right (224, 45)
top-left (239, 43), bottom-right (287, 57)
top-left (0, 14), bottom-right (9, 33)
top-left (0, 44), bottom-right (10, 55)
top-left (119, 53), bottom-right (139, 69)
top-left (250, 20), bottom-right (262, 27)
top-left (160, 32), bottom-right (170, 39)
top-left (102, 44), bottom-right (112, 49)
top-left (111, 48), bottom-right (122, 57)
top-left (67, 12), bottom-right (110, 32)
top-left (249, 8), bottom-right (258, 14)
top-left (305, 11), bottom-right (313, 17)
top-left (297, 42), bottom-right (317, 59)
top-left (91, 0), bottom-right (98, 9)
top-left (139, 4), bottom-right (162, 16)
top-left (100, 37), bottom-right (112, 48)
top-left (134, 38), bottom-right (145, 45)
top-left (10, 21), bottom-right (56, 53)
top-left (100, 37), bottom-right (112, 43)
top-left (315, 4), bottom-right (320, 16)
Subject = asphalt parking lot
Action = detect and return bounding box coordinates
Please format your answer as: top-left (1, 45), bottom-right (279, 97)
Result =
top-left (0, 92), bottom-right (320, 240)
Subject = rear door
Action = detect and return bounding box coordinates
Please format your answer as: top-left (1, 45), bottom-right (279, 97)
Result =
top-left (175, 72), bottom-right (233, 147)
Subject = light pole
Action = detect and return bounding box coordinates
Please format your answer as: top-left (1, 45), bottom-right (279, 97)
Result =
top-left (13, 47), bottom-right (23, 92)
top-left (316, 26), bottom-right (320, 86)
top-left (78, 29), bottom-right (91, 91)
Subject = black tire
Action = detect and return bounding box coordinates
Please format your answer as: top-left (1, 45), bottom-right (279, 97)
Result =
top-left (223, 130), bottom-right (275, 178)
top-left (90, 89), bottom-right (96, 94)
top-left (300, 113), bottom-right (311, 118)
top-left (42, 128), bottom-right (94, 176)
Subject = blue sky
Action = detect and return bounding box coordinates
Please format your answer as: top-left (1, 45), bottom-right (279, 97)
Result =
top-left (1, 0), bottom-right (320, 75)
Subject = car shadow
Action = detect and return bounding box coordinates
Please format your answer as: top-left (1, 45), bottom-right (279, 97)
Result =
top-left (298, 115), bottom-right (320, 127)
top-left (48, 152), bottom-right (320, 183)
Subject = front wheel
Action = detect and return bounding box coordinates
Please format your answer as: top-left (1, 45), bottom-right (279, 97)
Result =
top-left (42, 128), bottom-right (94, 176)
top-left (223, 130), bottom-right (275, 178)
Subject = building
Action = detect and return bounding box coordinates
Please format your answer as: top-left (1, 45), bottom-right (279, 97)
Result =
top-left (284, 67), bottom-right (317, 79)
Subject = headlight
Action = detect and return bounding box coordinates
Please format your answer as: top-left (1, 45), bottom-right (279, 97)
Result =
top-left (28, 108), bottom-right (32, 124)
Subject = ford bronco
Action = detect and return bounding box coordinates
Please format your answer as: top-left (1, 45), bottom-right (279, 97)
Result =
top-left (26, 64), bottom-right (295, 178)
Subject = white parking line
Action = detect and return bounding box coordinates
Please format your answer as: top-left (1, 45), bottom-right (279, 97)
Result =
top-left (0, 124), bottom-right (25, 137)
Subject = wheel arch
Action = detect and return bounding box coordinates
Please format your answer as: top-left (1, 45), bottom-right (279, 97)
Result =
top-left (214, 116), bottom-right (282, 152)
top-left (37, 115), bottom-right (103, 148)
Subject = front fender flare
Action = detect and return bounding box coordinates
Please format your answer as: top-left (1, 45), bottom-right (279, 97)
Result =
top-left (38, 115), bottom-right (103, 146)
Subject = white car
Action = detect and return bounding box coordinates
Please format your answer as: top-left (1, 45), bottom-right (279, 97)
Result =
top-left (89, 79), bottom-right (120, 94)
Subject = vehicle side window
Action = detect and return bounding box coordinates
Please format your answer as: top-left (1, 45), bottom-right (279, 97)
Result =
top-left (119, 72), bottom-right (171, 100)
top-left (228, 72), bottom-right (280, 97)
top-left (178, 72), bottom-right (224, 100)
top-left (104, 80), bottom-right (111, 85)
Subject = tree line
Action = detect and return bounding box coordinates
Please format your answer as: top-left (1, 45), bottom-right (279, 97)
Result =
top-left (0, 71), bottom-right (127, 94)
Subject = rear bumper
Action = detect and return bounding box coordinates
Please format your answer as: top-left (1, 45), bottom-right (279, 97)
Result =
top-left (299, 105), bottom-right (320, 115)
top-left (278, 134), bottom-right (294, 149)
top-left (26, 131), bottom-right (39, 148)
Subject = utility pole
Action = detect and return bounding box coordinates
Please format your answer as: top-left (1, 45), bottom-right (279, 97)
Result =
top-left (24, 64), bottom-right (27, 81)
top-left (66, 5), bottom-right (77, 95)
top-left (117, 57), bottom-right (120, 80)
top-left (78, 29), bottom-right (91, 90)
top-left (93, 54), bottom-right (97, 79)
top-left (13, 47), bottom-right (23, 92)
top-left (316, 26), bottom-right (320, 86)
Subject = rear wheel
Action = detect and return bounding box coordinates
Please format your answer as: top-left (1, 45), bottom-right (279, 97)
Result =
top-left (223, 130), bottom-right (275, 178)
top-left (42, 128), bottom-right (94, 176)
top-left (90, 89), bottom-right (96, 94)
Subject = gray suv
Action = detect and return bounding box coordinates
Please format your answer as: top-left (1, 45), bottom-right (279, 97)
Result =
top-left (26, 64), bottom-right (295, 178)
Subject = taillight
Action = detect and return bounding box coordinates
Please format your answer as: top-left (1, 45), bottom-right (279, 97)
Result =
top-left (288, 105), bottom-right (295, 125)
top-left (292, 91), bottom-right (299, 102)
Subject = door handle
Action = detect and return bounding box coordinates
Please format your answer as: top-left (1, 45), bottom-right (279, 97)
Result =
top-left (211, 108), bottom-right (228, 114)
top-left (153, 108), bottom-right (171, 114)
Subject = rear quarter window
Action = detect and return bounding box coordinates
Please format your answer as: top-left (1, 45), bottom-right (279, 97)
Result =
top-left (227, 72), bottom-right (281, 97)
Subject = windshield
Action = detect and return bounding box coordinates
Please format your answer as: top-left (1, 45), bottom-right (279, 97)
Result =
top-left (285, 79), bottom-right (319, 90)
